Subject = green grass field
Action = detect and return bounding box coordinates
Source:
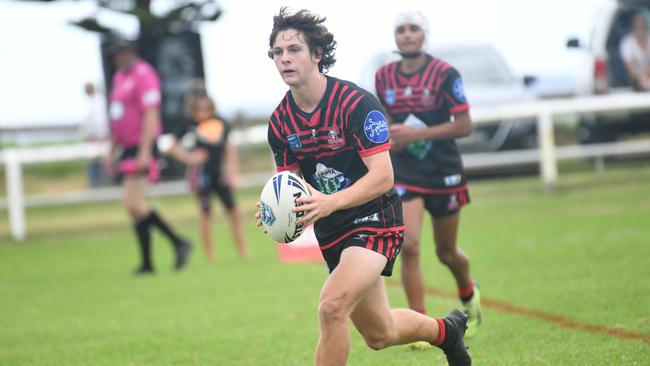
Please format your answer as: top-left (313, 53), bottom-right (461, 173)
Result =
top-left (1, 162), bottom-right (649, 365)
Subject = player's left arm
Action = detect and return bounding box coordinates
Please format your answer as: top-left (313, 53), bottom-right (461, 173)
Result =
top-left (295, 150), bottom-right (392, 227)
top-left (389, 110), bottom-right (472, 145)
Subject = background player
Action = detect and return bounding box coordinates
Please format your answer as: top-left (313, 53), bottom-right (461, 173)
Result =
top-left (103, 38), bottom-right (192, 274)
top-left (375, 11), bottom-right (482, 338)
top-left (164, 95), bottom-right (250, 263)
top-left (259, 8), bottom-right (471, 366)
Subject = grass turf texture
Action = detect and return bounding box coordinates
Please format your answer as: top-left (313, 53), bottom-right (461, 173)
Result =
top-left (1, 162), bottom-right (649, 365)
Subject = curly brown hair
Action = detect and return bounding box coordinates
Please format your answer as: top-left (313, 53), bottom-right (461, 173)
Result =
top-left (268, 7), bottom-right (337, 73)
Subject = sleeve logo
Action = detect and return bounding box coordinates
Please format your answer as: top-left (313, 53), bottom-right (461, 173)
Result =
top-left (364, 110), bottom-right (389, 143)
top-left (453, 78), bottom-right (467, 103)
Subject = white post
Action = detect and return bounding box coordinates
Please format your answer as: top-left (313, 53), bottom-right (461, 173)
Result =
top-left (537, 110), bottom-right (558, 192)
top-left (5, 151), bottom-right (26, 241)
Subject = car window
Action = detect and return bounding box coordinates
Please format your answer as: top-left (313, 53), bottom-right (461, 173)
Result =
top-left (434, 47), bottom-right (515, 86)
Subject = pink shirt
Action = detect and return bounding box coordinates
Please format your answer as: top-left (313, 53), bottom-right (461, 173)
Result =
top-left (109, 60), bottom-right (162, 148)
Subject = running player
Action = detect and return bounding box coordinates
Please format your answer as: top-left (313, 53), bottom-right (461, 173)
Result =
top-left (375, 11), bottom-right (482, 338)
top-left (103, 38), bottom-right (192, 274)
top-left (166, 95), bottom-right (251, 263)
top-left (258, 8), bottom-right (471, 365)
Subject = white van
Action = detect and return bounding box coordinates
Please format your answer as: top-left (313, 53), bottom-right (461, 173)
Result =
top-left (567, 0), bottom-right (650, 142)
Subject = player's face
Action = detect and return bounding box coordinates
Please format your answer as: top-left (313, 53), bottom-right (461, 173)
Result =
top-left (395, 24), bottom-right (425, 54)
top-left (113, 50), bottom-right (136, 70)
top-left (192, 98), bottom-right (213, 123)
top-left (270, 29), bottom-right (321, 86)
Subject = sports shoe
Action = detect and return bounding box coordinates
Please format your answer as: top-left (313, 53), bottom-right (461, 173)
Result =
top-left (462, 282), bottom-right (482, 338)
top-left (442, 309), bottom-right (472, 366)
top-left (174, 239), bottom-right (193, 270)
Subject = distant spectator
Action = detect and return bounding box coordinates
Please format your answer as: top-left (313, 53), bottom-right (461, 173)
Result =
top-left (164, 95), bottom-right (251, 263)
top-left (620, 12), bottom-right (650, 90)
top-left (82, 81), bottom-right (109, 187)
top-left (103, 38), bottom-right (192, 275)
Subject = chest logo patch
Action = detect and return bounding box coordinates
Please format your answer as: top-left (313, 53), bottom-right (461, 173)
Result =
top-left (287, 134), bottom-right (302, 152)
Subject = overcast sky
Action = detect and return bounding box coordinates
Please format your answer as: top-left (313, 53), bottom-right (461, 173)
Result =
top-left (0, 0), bottom-right (610, 126)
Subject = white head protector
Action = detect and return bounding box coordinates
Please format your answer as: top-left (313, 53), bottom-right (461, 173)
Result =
top-left (394, 10), bottom-right (430, 47)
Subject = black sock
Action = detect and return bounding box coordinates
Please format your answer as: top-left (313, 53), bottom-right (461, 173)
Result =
top-left (134, 218), bottom-right (152, 269)
top-left (147, 210), bottom-right (182, 246)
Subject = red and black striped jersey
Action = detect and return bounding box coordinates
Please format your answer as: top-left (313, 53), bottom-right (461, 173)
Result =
top-left (268, 76), bottom-right (403, 248)
top-left (376, 55), bottom-right (470, 192)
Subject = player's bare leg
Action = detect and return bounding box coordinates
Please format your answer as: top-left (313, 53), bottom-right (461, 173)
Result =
top-left (351, 274), bottom-right (440, 349)
top-left (123, 176), bottom-right (151, 219)
top-left (315, 247), bottom-right (390, 366)
top-left (432, 214), bottom-right (470, 292)
top-left (227, 207), bottom-right (250, 260)
top-left (400, 197), bottom-right (427, 313)
top-left (433, 213), bottom-right (481, 337)
top-left (199, 211), bottom-right (216, 263)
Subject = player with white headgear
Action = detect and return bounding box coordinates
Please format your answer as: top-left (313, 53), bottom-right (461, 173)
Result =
top-left (376, 9), bottom-right (483, 342)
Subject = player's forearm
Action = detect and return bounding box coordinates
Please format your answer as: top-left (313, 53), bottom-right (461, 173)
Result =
top-left (330, 162), bottom-right (393, 211)
top-left (419, 113), bottom-right (472, 141)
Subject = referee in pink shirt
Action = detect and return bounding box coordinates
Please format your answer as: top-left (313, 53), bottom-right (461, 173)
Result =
top-left (103, 38), bottom-right (192, 275)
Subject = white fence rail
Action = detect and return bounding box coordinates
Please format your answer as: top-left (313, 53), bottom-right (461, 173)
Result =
top-left (3, 92), bottom-right (650, 241)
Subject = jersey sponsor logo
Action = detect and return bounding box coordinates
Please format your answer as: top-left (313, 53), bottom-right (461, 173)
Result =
top-left (403, 114), bottom-right (432, 160)
top-left (364, 110), bottom-right (389, 144)
top-left (327, 128), bottom-right (344, 150)
top-left (384, 88), bottom-right (396, 105)
top-left (353, 212), bottom-right (380, 225)
top-left (287, 134), bottom-right (302, 152)
top-left (311, 163), bottom-right (351, 195)
top-left (444, 174), bottom-right (461, 186)
top-left (453, 78), bottom-right (467, 103)
top-left (403, 86), bottom-right (413, 96)
top-left (259, 201), bottom-right (276, 226)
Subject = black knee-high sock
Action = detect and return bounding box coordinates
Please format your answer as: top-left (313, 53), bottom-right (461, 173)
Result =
top-left (147, 210), bottom-right (181, 246)
top-left (134, 218), bottom-right (152, 269)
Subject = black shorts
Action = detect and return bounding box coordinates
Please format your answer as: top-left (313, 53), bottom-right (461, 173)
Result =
top-left (399, 188), bottom-right (470, 218)
top-left (116, 145), bottom-right (160, 183)
top-left (187, 167), bottom-right (235, 213)
top-left (321, 229), bottom-right (404, 277)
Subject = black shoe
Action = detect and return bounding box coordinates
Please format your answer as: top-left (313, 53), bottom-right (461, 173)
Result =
top-left (174, 239), bottom-right (193, 270)
top-left (442, 309), bottom-right (472, 366)
top-left (133, 266), bottom-right (154, 276)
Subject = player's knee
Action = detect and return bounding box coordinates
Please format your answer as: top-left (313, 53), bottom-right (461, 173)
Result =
top-left (435, 247), bottom-right (455, 265)
top-left (401, 237), bottom-right (421, 259)
top-left (362, 332), bottom-right (394, 351)
top-left (318, 297), bottom-right (347, 326)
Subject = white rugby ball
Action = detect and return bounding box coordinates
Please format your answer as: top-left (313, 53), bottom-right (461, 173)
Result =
top-left (259, 171), bottom-right (311, 243)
